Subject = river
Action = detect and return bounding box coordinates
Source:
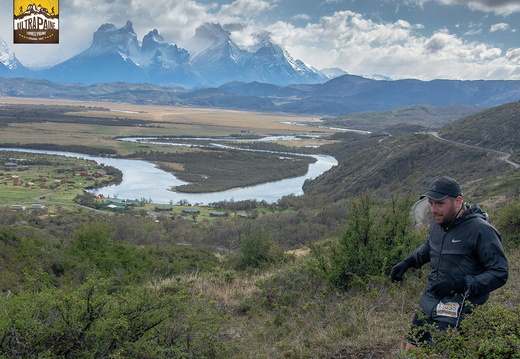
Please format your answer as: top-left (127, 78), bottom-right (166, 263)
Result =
top-left (0, 142), bottom-right (337, 205)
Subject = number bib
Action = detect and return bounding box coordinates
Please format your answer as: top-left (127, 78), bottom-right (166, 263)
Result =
top-left (436, 302), bottom-right (460, 318)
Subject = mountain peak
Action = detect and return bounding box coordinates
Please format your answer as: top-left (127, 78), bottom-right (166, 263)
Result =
top-left (90, 20), bottom-right (139, 57)
top-left (194, 23), bottom-right (230, 42)
top-left (0, 37), bottom-right (24, 71)
top-left (142, 29), bottom-right (167, 53)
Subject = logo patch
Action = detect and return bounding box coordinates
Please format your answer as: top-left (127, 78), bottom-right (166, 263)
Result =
top-left (14, 0), bottom-right (59, 44)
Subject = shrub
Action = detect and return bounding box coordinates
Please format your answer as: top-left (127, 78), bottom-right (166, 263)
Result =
top-left (495, 198), bottom-right (520, 245)
top-left (408, 304), bottom-right (520, 358)
top-left (0, 277), bottom-right (227, 358)
top-left (234, 227), bottom-right (286, 270)
top-left (309, 190), bottom-right (422, 289)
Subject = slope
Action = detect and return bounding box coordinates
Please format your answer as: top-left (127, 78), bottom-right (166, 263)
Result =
top-left (305, 101), bottom-right (520, 203)
top-left (440, 100), bottom-right (520, 162)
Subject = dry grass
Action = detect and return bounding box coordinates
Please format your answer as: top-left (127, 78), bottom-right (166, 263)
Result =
top-left (155, 245), bottom-right (520, 359)
top-left (0, 97), bottom-right (340, 161)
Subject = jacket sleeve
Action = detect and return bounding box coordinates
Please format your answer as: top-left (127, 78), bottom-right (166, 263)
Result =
top-left (406, 237), bottom-right (431, 268)
top-left (465, 222), bottom-right (509, 296)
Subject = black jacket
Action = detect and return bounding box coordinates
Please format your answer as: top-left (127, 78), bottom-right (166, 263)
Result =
top-left (406, 204), bottom-right (508, 325)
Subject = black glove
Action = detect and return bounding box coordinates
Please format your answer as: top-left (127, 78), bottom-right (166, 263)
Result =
top-left (430, 279), bottom-right (466, 299)
top-left (390, 260), bottom-right (411, 283)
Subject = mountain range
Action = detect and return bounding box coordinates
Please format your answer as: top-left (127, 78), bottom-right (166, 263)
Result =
top-left (1, 20), bottom-right (520, 118)
top-left (0, 21), bottom-right (327, 88)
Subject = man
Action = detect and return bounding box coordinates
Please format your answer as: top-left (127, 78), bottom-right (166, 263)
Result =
top-left (390, 176), bottom-right (508, 350)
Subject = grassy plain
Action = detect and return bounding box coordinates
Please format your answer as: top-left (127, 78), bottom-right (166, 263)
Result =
top-left (0, 96), bottom-right (335, 155)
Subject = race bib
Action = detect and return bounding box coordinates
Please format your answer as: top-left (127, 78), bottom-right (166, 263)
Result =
top-left (436, 302), bottom-right (460, 318)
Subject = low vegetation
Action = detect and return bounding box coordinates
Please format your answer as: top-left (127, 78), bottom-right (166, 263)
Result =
top-left (320, 104), bottom-right (486, 132)
top-left (1, 98), bottom-right (519, 358)
top-left (0, 193), bottom-right (518, 358)
top-left (440, 100), bottom-right (520, 162)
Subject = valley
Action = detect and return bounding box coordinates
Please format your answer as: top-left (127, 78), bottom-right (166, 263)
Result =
top-left (0, 97), bottom-right (341, 211)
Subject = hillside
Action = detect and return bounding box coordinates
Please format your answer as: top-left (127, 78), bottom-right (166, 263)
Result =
top-left (440, 100), bottom-right (520, 162)
top-left (304, 100), bottom-right (520, 204)
top-left (305, 132), bottom-right (516, 203)
top-left (319, 104), bottom-right (487, 132)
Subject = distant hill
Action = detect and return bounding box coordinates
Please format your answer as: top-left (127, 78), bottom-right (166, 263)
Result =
top-left (305, 101), bottom-right (520, 203)
top-left (318, 104), bottom-right (487, 132)
top-left (440, 100), bottom-right (520, 162)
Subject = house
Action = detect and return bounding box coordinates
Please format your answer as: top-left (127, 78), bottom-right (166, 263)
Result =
top-left (105, 198), bottom-right (143, 207)
top-left (155, 206), bottom-right (173, 212)
top-left (11, 205), bottom-right (26, 210)
top-left (181, 208), bottom-right (200, 215)
top-left (25, 182), bottom-right (35, 187)
top-left (12, 177), bottom-right (23, 186)
top-left (209, 211), bottom-right (228, 217)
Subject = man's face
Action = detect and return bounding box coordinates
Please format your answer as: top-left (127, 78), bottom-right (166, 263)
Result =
top-left (428, 196), bottom-right (462, 225)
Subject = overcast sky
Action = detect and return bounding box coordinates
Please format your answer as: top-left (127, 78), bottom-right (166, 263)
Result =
top-left (1, 0), bottom-right (520, 80)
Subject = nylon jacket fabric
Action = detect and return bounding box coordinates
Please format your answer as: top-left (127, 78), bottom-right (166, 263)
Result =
top-left (405, 203), bottom-right (508, 326)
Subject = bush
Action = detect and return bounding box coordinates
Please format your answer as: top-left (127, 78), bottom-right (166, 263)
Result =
top-left (234, 227), bottom-right (287, 270)
top-left (309, 190), bottom-right (422, 289)
top-left (409, 304), bottom-right (520, 358)
top-left (495, 198), bottom-right (520, 245)
top-left (0, 277), bottom-right (226, 358)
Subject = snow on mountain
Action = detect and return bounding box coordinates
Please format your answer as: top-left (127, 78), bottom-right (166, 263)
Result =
top-left (142, 29), bottom-right (203, 87)
top-left (7, 20), bottom-right (328, 88)
top-left (321, 68), bottom-right (349, 79)
top-left (38, 21), bottom-right (147, 84)
top-left (183, 23), bottom-right (327, 87)
top-left (0, 37), bottom-right (26, 73)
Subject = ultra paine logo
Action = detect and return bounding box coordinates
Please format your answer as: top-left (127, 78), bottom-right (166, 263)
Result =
top-left (14, 0), bottom-right (59, 43)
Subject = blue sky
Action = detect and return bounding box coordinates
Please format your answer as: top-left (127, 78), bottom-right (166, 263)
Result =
top-left (1, 0), bottom-right (519, 80)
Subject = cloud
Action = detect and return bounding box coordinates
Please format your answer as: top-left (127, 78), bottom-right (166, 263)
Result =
top-left (2, 0), bottom-right (520, 80)
top-left (292, 14), bottom-right (312, 21)
top-left (266, 10), bottom-right (518, 80)
top-left (4, 0), bottom-right (214, 67)
top-left (404, 0), bottom-right (520, 15)
top-left (218, 0), bottom-right (275, 18)
top-left (490, 22), bottom-right (510, 32)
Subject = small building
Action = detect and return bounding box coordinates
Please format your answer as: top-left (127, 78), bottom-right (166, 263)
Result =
top-left (155, 206), bottom-right (173, 212)
top-left (92, 172), bottom-right (103, 178)
top-left (181, 208), bottom-right (200, 215)
top-left (209, 211), bottom-right (228, 217)
top-left (11, 205), bottom-right (26, 210)
top-left (31, 204), bottom-right (45, 210)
